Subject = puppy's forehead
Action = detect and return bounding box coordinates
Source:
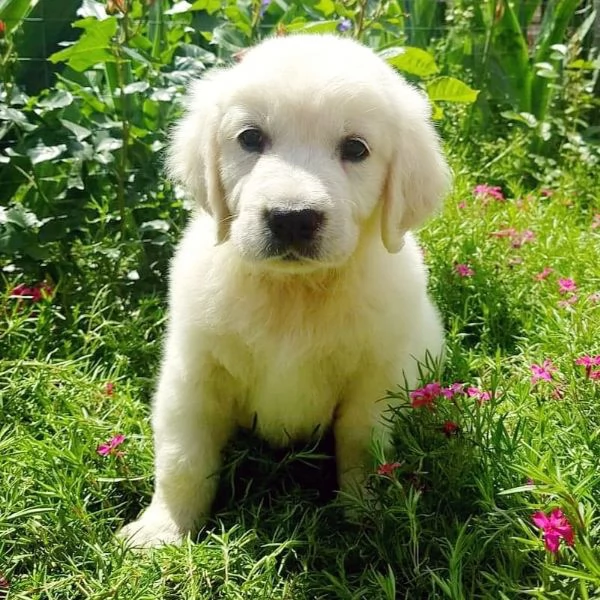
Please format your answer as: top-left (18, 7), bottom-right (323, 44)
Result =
top-left (221, 36), bottom-right (397, 133)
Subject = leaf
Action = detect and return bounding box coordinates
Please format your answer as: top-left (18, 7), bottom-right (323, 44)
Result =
top-left (139, 220), bottom-right (170, 234)
top-left (314, 0), bottom-right (335, 16)
top-left (49, 17), bottom-right (117, 72)
top-left (26, 143), bottom-right (67, 164)
top-left (165, 0), bottom-right (192, 15)
top-left (76, 0), bottom-right (108, 20)
top-left (38, 90), bottom-right (74, 110)
top-left (286, 20), bottom-right (340, 34)
top-left (0, 106), bottom-right (36, 131)
top-left (60, 119), bottom-right (92, 141)
top-left (379, 46), bottom-right (439, 77)
top-left (123, 81), bottom-right (150, 95)
top-left (0, 205), bottom-right (40, 228)
top-left (96, 137), bottom-right (123, 152)
top-left (500, 111), bottom-right (538, 128)
top-left (426, 77), bottom-right (479, 104)
top-left (0, 0), bottom-right (37, 34)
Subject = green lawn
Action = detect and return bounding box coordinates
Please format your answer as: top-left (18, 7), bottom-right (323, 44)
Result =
top-left (2, 163), bottom-right (599, 599)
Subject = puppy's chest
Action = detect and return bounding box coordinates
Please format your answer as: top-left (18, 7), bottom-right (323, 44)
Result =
top-left (215, 330), bottom-right (362, 446)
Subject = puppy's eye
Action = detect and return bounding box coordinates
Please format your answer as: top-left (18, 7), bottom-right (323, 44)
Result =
top-left (237, 128), bottom-right (265, 153)
top-left (340, 137), bottom-right (370, 162)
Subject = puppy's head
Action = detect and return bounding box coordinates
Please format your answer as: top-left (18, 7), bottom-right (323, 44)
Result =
top-left (167, 35), bottom-right (450, 272)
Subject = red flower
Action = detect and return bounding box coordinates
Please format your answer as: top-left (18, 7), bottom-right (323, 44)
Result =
top-left (377, 462), bottom-right (402, 476)
top-left (96, 434), bottom-right (126, 457)
top-left (10, 282), bottom-right (53, 302)
top-left (531, 508), bottom-right (575, 553)
top-left (105, 381), bottom-right (115, 396)
top-left (441, 420), bottom-right (460, 437)
top-left (0, 20), bottom-right (5, 37)
top-left (410, 382), bottom-right (447, 408)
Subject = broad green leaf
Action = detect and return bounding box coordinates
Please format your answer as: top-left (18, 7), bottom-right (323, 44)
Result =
top-left (38, 90), bottom-right (74, 110)
top-left (26, 143), bottom-right (67, 164)
top-left (286, 20), bottom-right (339, 34)
top-left (96, 137), bottom-right (123, 152)
top-left (49, 17), bottom-right (118, 72)
top-left (379, 47), bottom-right (439, 77)
top-left (123, 81), bottom-right (150, 95)
top-left (500, 111), bottom-right (538, 128)
top-left (426, 77), bottom-right (479, 104)
top-left (0, 205), bottom-right (40, 228)
top-left (314, 0), bottom-right (335, 16)
top-left (189, 0), bottom-right (221, 14)
top-left (60, 119), bottom-right (92, 141)
top-left (0, 0), bottom-right (38, 34)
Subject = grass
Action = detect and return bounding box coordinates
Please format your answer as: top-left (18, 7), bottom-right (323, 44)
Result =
top-left (1, 161), bottom-right (599, 599)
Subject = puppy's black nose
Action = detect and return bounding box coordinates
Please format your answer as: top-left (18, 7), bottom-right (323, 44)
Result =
top-left (266, 209), bottom-right (324, 247)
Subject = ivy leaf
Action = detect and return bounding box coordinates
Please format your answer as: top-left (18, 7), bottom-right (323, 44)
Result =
top-left (60, 119), bottom-right (92, 141)
top-left (426, 77), bottom-right (479, 104)
top-left (26, 143), bottom-right (67, 165)
top-left (38, 90), bottom-right (74, 110)
top-left (379, 47), bottom-right (439, 77)
top-left (49, 17), bottom-right (118, 72)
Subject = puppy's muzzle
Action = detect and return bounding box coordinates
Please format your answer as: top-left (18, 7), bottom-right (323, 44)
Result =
top-left (264, 208), bottom-right (324, 259)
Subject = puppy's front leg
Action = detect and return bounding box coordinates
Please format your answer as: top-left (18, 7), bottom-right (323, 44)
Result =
top-left (120, 353), bottom-right (234, 548)
top-left (335, 380), bottom-right (393, 504)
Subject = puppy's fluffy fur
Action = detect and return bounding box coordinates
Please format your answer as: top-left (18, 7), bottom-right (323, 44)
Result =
top-left (120, 34), bottom-right (450, 547)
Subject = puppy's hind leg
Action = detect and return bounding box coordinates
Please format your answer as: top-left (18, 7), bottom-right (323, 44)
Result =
top-left (119, 352), bottom-right (234, 549)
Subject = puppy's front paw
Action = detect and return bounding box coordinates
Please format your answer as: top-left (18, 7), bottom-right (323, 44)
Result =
top-left (118, 508), bottom-right (187, 549)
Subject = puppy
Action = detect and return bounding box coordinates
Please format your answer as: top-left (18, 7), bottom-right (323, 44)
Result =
top-left (120, 34), bottom-right (450, 548)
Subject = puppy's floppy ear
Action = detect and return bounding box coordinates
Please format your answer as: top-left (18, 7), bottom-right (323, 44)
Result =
top-left (381, 85), bottom-right (451, 253)
top-left (166, 73), bottom-right (231, 243)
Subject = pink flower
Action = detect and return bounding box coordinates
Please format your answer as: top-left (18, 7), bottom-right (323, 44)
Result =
top-left (473, 184), bottom-right (505, 201)
top-left (466, 386), bottom-right (491, 404)
top-left (558, 278), bottom-right (577, 294)
top-left (540, 189), bottom-right (553, 198)
top-left (590, 370), bottom-right (600, 380)
top-left (587, 292), bottom-right (600, 303)
top-left (530, 360), bottom-right (557, 384)
top-left (96, 434), bottom-right (126, 457)
top-left (377, 462), bottom-right (402, 476)
top-left (105, 382), bottom-right (115, 396)
top-left (441, 420), bottom-right (460, 437)
top-left (557, 296), bottom-right (578, 309)
top-left (531, 508), bottom-right (575, 553)
top-left (455, 263), bottom-right (474, 277)
top-left (592, 214), bottom-right (600, 229)
top-left (512, 229), bottom-right (535, 248)
top-left (457, 201), bottom-right (467, 209)
top-left (410, 382), bottom-right (447, 408)
top-left (534, 267), bottom-right (553, 281)
top-left (575, 355), bottom-right (600, 368)
top-left (10, 282), bottom-right (53, 303)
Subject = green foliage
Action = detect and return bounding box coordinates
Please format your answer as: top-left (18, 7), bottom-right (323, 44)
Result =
top-left (1, 1), bottom-right (600, 597)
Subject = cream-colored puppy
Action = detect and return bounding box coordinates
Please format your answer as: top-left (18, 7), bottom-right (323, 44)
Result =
top-left (120, 34), bottom-right (450, 548)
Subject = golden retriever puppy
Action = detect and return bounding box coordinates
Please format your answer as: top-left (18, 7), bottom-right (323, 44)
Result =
top-left (120, 34), bottom-right (450, 547)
